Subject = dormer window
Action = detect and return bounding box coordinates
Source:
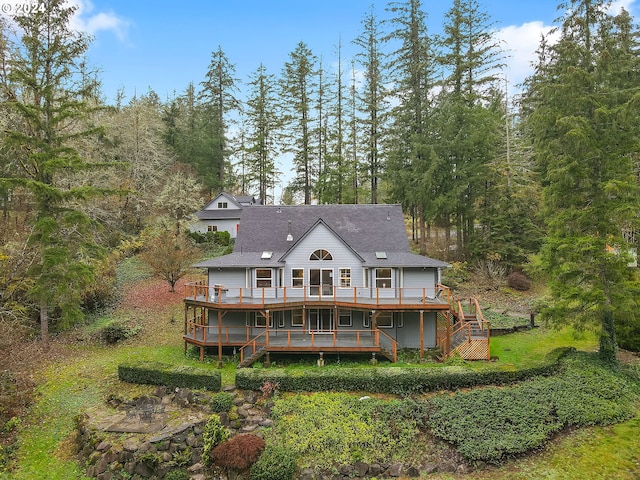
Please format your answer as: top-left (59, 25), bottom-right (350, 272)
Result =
top-left (310, 249), bottom-right (332, 261)
top-left (218, 201), bottom-right (228, 208)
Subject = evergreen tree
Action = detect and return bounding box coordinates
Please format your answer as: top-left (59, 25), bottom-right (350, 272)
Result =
top-left (523, 0), bottom-right (640, 362)
top-left (200, 46), bottom-right (240, 194)
top-left (354, 6), bottom-right (388, 204)
top-left (0, 0), bottom-right (109, 340)
top-left (280, 42), bottom-right (317, 205)
top-left (384, 0), bottom-right (436, 252)
top-left (244, 64), bottom-right (281, 204)
top-left (435, 0), bottom-right (504, 258)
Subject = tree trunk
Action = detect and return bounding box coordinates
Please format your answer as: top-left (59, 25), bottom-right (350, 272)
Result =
top-left (599, 310), bottom-right (618, 364)
top-left (40, 296), bottom-right (49, 342)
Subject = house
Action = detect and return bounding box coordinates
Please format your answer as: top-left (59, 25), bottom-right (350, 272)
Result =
top-left (190, 192), bottom-right (262, 239)
top-left (183, 204), bottom-right (489, 365)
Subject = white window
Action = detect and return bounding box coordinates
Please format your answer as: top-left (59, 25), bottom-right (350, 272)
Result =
top-left (218, 201), bottom-right (228, 208)
top-left (310, 249), bottom-right (333, 261)
top-left (339, 268), bottom-right (351, 288)
top-left (375, 268), bottom-right (392, 288)
top-left (292, 269), bottom-right (304, 288)
top-left (338, 310), bottom-right (352, 327)
top-left (291, 310), bottom-right (303, 327)
top-left (256, 269), bottom-right (272, 288)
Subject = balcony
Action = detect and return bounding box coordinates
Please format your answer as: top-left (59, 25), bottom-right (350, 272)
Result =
top-left (183, 282), bottom-right (452, 311)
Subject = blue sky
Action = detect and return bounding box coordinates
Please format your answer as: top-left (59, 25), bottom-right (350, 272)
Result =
top-left (15, 0), bottom-right (631, 104)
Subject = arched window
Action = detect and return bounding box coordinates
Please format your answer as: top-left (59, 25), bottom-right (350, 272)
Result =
top-left (310, 249), bottom-right (333, 261)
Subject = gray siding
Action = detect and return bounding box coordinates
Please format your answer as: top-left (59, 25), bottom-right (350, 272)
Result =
top-left (394, 311), bottom-right (437, 348)
top-left (282, 223), bottom-right (364, 298)
top-left (403, 268), bottom-right (437, 298)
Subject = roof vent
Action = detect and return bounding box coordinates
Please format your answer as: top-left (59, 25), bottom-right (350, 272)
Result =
top-left (286, 220), bottom-right (293, 242)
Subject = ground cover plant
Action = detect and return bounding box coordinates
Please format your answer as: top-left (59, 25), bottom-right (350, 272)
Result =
top-left (427, 352), bottom-right (640, 464)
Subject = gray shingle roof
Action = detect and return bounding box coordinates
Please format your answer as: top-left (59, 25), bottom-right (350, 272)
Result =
top-left (195, 204), bottom-right (448, 269)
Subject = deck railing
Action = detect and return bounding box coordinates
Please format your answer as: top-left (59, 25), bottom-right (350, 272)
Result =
top-left (236, 328), bottom-right (398, 364)
top-left (184, 282), bottom-right (450, 307)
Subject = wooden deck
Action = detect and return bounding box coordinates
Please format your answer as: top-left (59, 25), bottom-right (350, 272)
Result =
top-left (183, 326), bottom-right (397, 363)
top-left (183, 283), bottom-right (453, 311)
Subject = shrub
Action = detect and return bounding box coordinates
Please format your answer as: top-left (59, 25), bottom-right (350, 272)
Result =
top-left (210, 434), bottom-right (265, 471)
top-left (202, 414), bottom-right (230, 466)
top-left (210, 392), bottom-right (234, 413)
top-left (236, 348), bottom-right (574, 395)
top-left (250, 445), bottom-right (296, 480)
top-left (118, 361), bottom-right (221, 390)
top-left (426, 352), bottom-right (639, 464)
top-left (101, 321), bottom-right (140, 344)
top-left (164, 469), bottom-right (189, 480)
top-left (506, 271), bottom-right (532, 291)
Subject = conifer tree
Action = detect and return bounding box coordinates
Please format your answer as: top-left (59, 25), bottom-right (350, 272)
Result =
top-left (0, 0), bottom-right (109, 340)
top-left (523, 0), bottom-right (640, 362)
top-left (354, 6), bottom-right (388, 204)
top-left (245, 64), bottom-right (281, 204)
top-left (280, 42), bottom-right (317, 205)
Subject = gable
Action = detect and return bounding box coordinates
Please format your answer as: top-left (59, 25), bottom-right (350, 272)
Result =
top-left (203, 192), bottom-right (243, 211)
top-left (280, 221), bottom-right (363, 265)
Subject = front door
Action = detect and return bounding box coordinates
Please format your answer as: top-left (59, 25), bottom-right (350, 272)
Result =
top-left (309, 309), bottom-right (334, 333)
top-left (309, 268), bottom-right (333, 296)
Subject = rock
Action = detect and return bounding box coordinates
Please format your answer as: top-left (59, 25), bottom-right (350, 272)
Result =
top-left (236, 407), bottom-right (249, 418)
top-left (161, 452), bottom-right (173, 462)
top-left (368, 463), bottom-right (383, 476)
top-left (339, 464), bottom-right (354, 475)
top-left (259, 418), bottom-right (273, 427)
top-left (355, 461), bottom-right (369, 476)
top-left (405, 465), bottom-right (420, 477)
top-left (186, 434), bottom-right (197, 447)
top-left (188, 462), bottom-right (204, 473)
top-left (422, 463), bottom-right (437, 475)
top-left (387, 463), bottom-right (403, 477)
top-left (95, 441), bottom-right (111, 452)
top-left (456, 464), bottom-right (468, 474)
top-left (124, 461), bottom-right (136, 475)
top-left (299, 468), bottom-right (314, 480)
top-left (223, 384), bottom-right (236, 392)
top-left (153, 386), bottom-right (167, 397)
top-left (122, 439), bottom-right (140, 452)
top-left (245, 392), bottom-right (259, 404)
top-left (437, 460), bottom-right (458, 473)
top-left (134, 461), bottom-right (155, 478)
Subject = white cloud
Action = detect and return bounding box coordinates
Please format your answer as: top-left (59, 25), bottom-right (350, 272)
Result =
top-left (68, 0), bottom-right (130, 41)
top-left (496, 21), bottom-right (558, 93)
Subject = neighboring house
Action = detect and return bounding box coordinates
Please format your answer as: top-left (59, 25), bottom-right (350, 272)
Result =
top-left (190, 192), bottom-right (262, 239)
top-left (183, 204), bottom-right (489, 365)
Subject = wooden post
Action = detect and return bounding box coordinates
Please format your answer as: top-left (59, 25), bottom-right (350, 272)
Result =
top-left (217, 310), bottom-right (223, 363)
top-left (419, 310), bottom-right (424, 358)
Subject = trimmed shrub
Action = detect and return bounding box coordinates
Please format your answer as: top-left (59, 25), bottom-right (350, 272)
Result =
top-left (250, 445), bottom-right (296, 480)
top-left (118, 361), bottom-right (221, 390)
top-left (210, 434), bottom-right (265, 471)
top-left (210, 391), bottom-right (235, 413)
top-left (235, 348), bottom-right (574, 395)
top-left (506, 271), bottom-right (532, 291)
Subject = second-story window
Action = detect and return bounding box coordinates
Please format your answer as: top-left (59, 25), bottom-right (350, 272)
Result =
top-left (339, 268), bottom-right (351, 288)
top-left (292, 268), bottom-right (304, 288)
top-left (256, 269), bottom-right (272, 288)
top-left (218, 201), bottom-right (228, 208)
top-left (375, 268), bottom-right (392, 288)
top-left (310, 249), bottom-right (333, 261)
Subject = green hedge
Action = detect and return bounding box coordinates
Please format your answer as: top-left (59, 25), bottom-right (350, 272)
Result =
top-left (236, 347), bottom-right (574, 395)
top-left (118, 361), bottom-right (221, 391)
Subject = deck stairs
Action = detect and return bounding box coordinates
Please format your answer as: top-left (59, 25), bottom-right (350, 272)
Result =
top-left (238, 347), bottom-right (267, 368)
top-left (439, 298), bottom-right (490, 361)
